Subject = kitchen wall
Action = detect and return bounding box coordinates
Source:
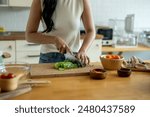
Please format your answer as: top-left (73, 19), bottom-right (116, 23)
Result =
top-left (90, 0), bottom-right (150, 60)
top-left (0, 0), bottom-right (150, 31)
top-left (0, 0), bottom-right (150, 59)
top-left (91, 0), bottom-right (150, 30)
top-left (0, 8), bottom-right (30, 31)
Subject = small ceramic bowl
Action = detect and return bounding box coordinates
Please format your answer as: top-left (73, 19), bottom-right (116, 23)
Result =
top-left (117, 68), bottom-right (132, 77)
top-left (90, 68), bottom-right (107, 80)
top-left (0, 76), bottom-right (19, 91)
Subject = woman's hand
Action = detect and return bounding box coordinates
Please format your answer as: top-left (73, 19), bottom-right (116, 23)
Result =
top-left (76, 51), bottom-right (90, 65)
top-left (55, 36), bottom-right (71, 54)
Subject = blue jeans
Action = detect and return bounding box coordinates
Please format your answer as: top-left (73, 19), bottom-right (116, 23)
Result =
top-left (39, 52), bottom-right (65, 63)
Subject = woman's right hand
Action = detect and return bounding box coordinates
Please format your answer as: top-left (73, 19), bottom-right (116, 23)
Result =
top-left (55, 36), bottom-right (71, 54)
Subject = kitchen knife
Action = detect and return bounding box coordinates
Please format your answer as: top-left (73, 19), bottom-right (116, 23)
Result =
top-left (64, 52), bottom-right (86, 67)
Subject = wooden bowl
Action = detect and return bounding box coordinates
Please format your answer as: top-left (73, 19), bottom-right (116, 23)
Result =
top-left (0, 65), bottom-right (30, 92)
top-left (100, 55), bottom-right (124, 70)
top-left (117, 68), bottom-right (132, 77)
top-left (90, 69), bottom-right (107, 80)
top-left (0, 77), bottom-right (19, 91)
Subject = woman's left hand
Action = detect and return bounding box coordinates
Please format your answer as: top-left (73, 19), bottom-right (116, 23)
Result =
top-left (76, 51), bottom-right (90, 65)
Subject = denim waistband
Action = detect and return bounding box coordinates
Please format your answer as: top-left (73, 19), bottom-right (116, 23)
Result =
top-left (39, 52), bottom-right (65, 63)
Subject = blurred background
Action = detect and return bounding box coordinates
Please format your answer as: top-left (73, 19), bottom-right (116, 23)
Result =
top-left (0, 0), bottom-right (150, 61)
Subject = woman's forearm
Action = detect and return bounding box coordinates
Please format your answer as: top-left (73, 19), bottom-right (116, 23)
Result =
top-left (79, 29), bottom-right (96, 53)
top-left (25, 32), bottom-right (57, 44)
top-left (25, 32), bottom-right (71, 54)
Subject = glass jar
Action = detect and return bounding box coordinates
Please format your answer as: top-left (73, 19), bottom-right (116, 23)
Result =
top-left (0, 51), bottom-right (6, 73)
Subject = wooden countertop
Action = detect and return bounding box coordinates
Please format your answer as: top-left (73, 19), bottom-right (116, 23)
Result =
top-left (80, 34), bottom-right (103, 39)
top-left (9, 64), bottom-right (150, 100)
top-left (0, 32), bottom-right (103, 40)
top-left (102, 44), bottom-right (150, 52)
top-left (0, 32), bottom-right (25, 40)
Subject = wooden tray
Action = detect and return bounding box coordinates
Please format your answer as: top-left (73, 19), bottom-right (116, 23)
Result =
top-left (30, 63), bottom-right (102, 78)
top-left (0, 84), bottom-right (32, 100)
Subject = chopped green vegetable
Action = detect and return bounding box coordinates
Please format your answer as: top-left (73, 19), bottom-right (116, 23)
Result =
top-left (54, 60), bottom-right (79, 70)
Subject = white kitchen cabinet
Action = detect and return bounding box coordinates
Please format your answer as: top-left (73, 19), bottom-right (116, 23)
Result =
top-left (0, 40), bottom-right (40, 64)
top-left (0, 0), bottom-right (32, 7)
top-left (0, 40), bottom-right (16, 63)
top-left (9, 0), bottom-right (32, 7)
top-left (80, 39), bottom-right (102, 62)
top-left (16, 40), bottom-right (41, 63)
top-left (16, 40), bottom-right (41, 51)
top-left (16, 51), bottom-right (40, 63)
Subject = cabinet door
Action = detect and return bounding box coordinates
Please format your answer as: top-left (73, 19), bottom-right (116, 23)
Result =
top-left (16, 40), bottom-right (40, 64)
top-left (0, 41), bottom-right (16, 63)
top-left (9, 0), bottom-right (32, 7)
top-left (16, 40), bottom-right (41, 51)
top-left (80, 40), bottom-right (102, 62)
top-left (16, 51), bottom-right (40, 64)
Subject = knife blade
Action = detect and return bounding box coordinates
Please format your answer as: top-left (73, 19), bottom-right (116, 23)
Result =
top-left (64, 52), bottom-right (86, 67)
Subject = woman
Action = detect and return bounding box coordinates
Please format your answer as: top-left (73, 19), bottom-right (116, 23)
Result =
top-left (25, 0), bottom-right (95, 64)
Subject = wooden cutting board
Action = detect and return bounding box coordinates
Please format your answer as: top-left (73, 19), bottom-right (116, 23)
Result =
top-left (30, 63), bottom-right (102, 78)
top-left (0, 85), bottom-right (32, 100)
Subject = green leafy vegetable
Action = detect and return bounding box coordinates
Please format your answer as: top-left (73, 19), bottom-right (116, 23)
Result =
top-left (54, 60), bottom-right (79, 70)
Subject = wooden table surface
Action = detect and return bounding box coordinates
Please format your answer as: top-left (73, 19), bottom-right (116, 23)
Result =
top-left (10, 70), bottom-right (150, 100)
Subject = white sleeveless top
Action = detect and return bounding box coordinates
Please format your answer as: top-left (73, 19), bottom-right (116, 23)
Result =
top-left (40, 0), bottom-right (84, 53)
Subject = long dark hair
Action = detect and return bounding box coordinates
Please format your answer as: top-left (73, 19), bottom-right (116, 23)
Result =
top-left (42, 0), bottom-right (57, 33)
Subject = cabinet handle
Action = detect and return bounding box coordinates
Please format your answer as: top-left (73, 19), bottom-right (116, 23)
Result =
top-left (27, 43), bottom-right (40, 46)
top-left (27, 55), bottom-right (40, 58)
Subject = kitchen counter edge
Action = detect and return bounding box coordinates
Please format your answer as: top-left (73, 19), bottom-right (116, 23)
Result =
top-left (0, 32), bottom-right (103, 41)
